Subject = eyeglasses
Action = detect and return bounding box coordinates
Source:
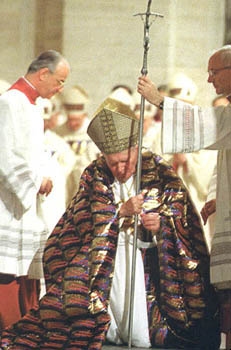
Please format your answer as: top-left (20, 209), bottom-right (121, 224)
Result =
top-left (48, 70), bottom-right (66, 86)
top-left (56, 78), bottom-right (65, 87)
top-left (208, 66), bottom-right (231, 77)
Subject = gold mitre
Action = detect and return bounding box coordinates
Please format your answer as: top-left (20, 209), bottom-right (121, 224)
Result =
top-left (87, 98), bottom-right (139, 154)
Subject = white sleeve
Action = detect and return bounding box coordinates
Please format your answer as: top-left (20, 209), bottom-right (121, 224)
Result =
top-left (0, 97), bottom-right (42, 212)
top-left (162, 97), bottom-right (231, 153)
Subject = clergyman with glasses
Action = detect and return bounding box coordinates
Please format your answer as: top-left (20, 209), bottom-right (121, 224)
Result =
top-left (0, 50), bottom-right (70, 330)
top-left (138, 44), bottom-right (231, 349)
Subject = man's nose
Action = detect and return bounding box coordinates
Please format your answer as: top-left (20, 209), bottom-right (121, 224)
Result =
top-left (117, 163), bottom-right (124, 172)
top-left (207, 75), bottom-right (213, 83)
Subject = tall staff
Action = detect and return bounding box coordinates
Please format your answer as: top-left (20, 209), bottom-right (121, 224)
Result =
top-left (128, 1), bottom-right (163, 348)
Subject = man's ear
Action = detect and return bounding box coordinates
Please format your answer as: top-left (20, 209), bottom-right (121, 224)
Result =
top-left (39, 67), bottom-right (50, 81)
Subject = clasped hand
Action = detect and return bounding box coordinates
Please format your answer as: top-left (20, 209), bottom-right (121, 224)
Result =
top-left (38, 177), bottom-right (53, 196)
top-left (119, 192), bottom-right (160, 233)
top-left (200, 199), bottom-right (216, 225)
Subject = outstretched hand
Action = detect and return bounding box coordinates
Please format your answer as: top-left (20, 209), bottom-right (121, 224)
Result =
top-left (137, 76), bottom-right (163, 107)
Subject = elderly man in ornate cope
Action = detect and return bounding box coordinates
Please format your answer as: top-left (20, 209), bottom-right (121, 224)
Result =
top-left (1, 99), bottom-right (219, 349)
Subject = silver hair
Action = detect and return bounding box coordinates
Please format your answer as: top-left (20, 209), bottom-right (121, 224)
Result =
top-left (27, 50), bottom-right (66, 74)
top-left (211, 45), bottom-right (231, 65)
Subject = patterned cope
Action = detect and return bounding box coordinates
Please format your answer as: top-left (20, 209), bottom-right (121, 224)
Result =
top-left (1, 151), bottom-right (220, 349)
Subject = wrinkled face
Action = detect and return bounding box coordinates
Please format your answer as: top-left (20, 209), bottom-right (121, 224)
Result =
top-left (67, 113), bottom-right (86, 131)
top-left (104, 146), bottom-right (138, 183)
top-left (208, 52), bottom-right (231, 96)
top-left (40, 60), bottom-right (70, 99)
